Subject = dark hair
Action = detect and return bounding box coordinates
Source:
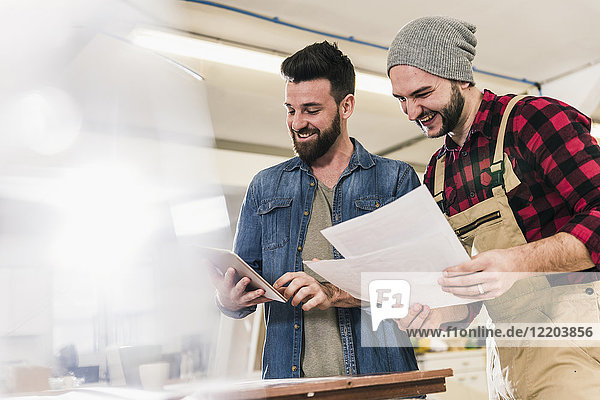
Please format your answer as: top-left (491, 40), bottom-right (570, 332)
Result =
top-left (281, 41), bottom-right (355, 104)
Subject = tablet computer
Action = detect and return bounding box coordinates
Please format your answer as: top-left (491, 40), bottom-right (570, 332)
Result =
top-left (202, 247), bottom-right (286, 303)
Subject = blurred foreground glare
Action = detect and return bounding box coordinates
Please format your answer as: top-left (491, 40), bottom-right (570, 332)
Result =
top-left (0, 0), bottom-right (235, 395)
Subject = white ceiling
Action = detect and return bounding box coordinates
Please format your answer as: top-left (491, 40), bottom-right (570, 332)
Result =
top-left (3, 0), bottom-right (598, 180)
top-left (127, 0), bottom-right (600, 174)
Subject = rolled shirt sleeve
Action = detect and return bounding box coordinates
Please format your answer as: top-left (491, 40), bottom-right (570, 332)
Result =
top-left (514, 98), bottom-right (600, 267)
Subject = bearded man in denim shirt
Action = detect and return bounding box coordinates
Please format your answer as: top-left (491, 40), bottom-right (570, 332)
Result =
top-left (213, 41), bottom-right (420, 379)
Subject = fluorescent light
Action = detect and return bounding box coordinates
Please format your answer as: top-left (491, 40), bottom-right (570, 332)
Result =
top-left (355, 72), bottom-right (392, 96)
top-left (131, 28), bottom-right (283, 75)
top-left (130, 28), bottom-right (391, 96)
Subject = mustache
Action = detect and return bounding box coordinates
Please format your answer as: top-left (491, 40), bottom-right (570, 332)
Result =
top-left (291, 127), bottom-right (320, 136)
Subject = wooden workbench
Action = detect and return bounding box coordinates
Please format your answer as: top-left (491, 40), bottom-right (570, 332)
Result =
top-left (187, 368), bottom-right (453, 399)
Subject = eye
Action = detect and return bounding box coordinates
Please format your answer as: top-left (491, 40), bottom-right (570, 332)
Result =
top-left (397, 96), bottom-right (407, 103)
top-left (415, 91), bottom-right (432, 98)
top-left (287, 109), bottom-right (295, 115)
top-left (306, 109), bottom-right (319, 115)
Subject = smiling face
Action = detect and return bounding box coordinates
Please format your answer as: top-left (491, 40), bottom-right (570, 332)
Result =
top-left (284, 78), bottom-right (343, 164)
top-left (389, 65), bottom-right (467, 139)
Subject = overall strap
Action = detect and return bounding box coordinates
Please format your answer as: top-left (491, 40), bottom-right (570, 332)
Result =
top-left (490, 95), bottom-right (527, 186)
top-left (433, 153), bottom-right (446, 212)
top-left (433, 94), bottom-right (528, 213)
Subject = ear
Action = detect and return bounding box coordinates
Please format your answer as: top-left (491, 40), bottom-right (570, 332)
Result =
top-left (339, 94), bottom-right (355, 120)
top-left (458, 81), bottom-right (471, 90)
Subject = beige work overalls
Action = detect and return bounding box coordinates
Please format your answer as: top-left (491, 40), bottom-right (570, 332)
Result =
top-left (433, 95), bottom-right (600, 399)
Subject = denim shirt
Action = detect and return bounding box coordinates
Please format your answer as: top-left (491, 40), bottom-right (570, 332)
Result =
top-left (223, 138), bottom-right (421, 379)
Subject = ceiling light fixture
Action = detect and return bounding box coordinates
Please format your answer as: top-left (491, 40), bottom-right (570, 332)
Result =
top-left (130, 28), bottom-right (392, 96)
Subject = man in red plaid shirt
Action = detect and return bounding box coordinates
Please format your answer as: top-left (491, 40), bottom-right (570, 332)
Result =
top-left (387, 16), bottom-right (600, 399)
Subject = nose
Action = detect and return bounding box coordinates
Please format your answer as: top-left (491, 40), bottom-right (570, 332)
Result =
top-left (404, 99), bottom-right (420, 121)
top-left (290, 112), bottom-right (308, 132)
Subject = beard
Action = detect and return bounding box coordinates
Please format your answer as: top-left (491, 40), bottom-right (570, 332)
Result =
top-left (418, 82), bottom-right (465, 138)
top-left (291, 112), bottom-right (341, 164)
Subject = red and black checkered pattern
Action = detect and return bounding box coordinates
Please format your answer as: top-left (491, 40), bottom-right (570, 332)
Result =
top-left (424, 89), bottom-right (600, 297)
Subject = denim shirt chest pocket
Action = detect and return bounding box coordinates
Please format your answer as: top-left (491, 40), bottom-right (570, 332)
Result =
top-left (354, 195), bottom-right (396, 217)
top-left (257, 197), bottom-right (293, 251)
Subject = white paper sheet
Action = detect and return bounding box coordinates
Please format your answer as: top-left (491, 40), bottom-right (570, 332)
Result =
top-left (305, 235), bottom-right (470, 307)
top-left (307, 185), bottom-right (472, 308)
top-left (321, 185), bottom-right (463, 257)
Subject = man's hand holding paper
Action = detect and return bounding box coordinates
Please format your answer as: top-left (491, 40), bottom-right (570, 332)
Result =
top-left (305, 185), bottom-right (475, 315)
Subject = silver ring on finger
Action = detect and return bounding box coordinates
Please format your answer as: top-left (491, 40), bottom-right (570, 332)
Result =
top-left (477, 283), bottom-right (485, 295)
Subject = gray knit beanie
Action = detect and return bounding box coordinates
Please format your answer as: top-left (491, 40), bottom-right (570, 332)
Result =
top-left (387, 16), bottom-right (477, 84)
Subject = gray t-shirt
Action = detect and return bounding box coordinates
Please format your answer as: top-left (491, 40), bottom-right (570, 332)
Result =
top-left (301, 181), bottom-right (345, 377)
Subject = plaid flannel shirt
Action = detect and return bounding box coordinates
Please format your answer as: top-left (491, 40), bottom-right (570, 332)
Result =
top-left (424, 89), bottom-right (600, 322)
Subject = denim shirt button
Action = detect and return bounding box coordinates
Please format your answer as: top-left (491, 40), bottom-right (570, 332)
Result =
top-left (304, 211), bottom-right (309, 216)
top-left (294, 323), bottom-right (300, 329)
top-left (310, 182), bottom-right (315, 187)
top-left (291, 365), bottom-right (298, 372)
top-left (297, 246), bottom-right (302, 251)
